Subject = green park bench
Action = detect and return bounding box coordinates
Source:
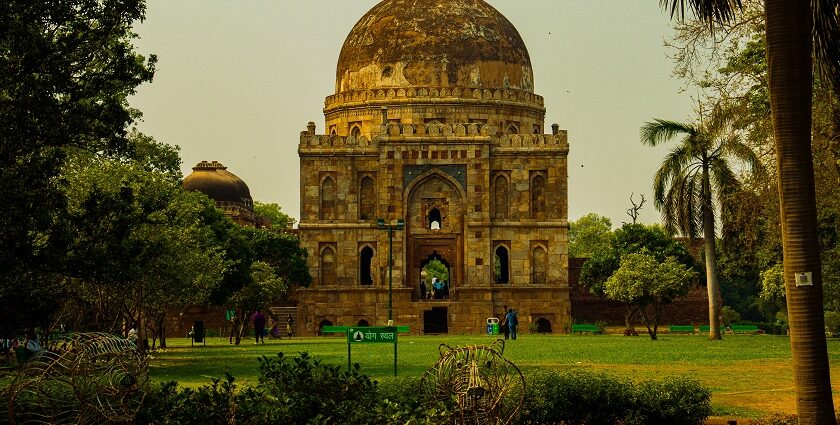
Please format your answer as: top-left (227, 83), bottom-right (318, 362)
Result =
top-left (698, 325), bottom-right (726, 333)
top-left (731, 325), bottom-right (763, 334)
top-left (668, 325), bottom-right (695, 334)
top-left (571, 324), bottom-right (599, 334)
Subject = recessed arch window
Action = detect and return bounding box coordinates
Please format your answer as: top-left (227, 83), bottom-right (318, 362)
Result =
top-left (506, 124), bottom-right (519, 135)
top-left (493, 175), bottom-right (509, 220)
top-left (350, 125), bottom-right (362, 139)
top-left (531, 173), bottom-right (546, 219)
top-left (320, 246), bottom-right (336, 286)
top-left (494, 245), bottom-right (510, 284)
top-left (531, 246), bottom-right (547, 285)
top-left (320, 176), bottom-right (336, 220)
top-left (359, 176), bottom-right (375, 220)
top-left (360, 246), bottom-right (374, 286)
top-left (429, 208), bottom-right (442, 230)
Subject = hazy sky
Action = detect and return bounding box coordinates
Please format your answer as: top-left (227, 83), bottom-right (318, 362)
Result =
top-left (130, 0), bottom-right (696, 228)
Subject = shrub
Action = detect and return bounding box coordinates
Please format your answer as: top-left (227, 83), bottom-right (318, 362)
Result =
top-left (135, 352), bottom-right (440, 425)
top-left (748, 413), bottom-right (799, 424)
top-left (517, 371), bottom-right (712, 425)
top-left (722, 306), bottom-right (741, 326)
top-left (824, 311), bottom-right (840, 337)
top-left (626, 377), bottom-right (711, 425)
top-left (255, 352), bottom-right (382, 424)
top-left (517, 370), bottom-right (634, 425)
top-left (595, 321), bottom-right (608, 334)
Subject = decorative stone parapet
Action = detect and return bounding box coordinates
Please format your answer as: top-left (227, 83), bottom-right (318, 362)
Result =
top-left (324, 86), bottom-right (545, 111)
top-left (298, 133), bottom-right (376, 151)
top-left (299, 121), bottom-right (569, 154)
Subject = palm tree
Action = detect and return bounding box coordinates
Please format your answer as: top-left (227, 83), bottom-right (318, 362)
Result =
top-left (661, 0), bottom-right (840, 421)
top-left (640, 109), bottom-right (760, 340)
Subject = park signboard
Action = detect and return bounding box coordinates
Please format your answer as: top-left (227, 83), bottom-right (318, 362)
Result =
top-left (348, 326), bottom-right (397, 344)
top-left (321, 325), bottom-right (408, 376)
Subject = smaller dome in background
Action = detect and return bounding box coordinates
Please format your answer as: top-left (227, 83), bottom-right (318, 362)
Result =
top-left (183, 161), bottom-right (253, 208)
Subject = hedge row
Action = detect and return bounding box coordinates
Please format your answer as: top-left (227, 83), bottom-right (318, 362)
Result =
top-left (516, 370), bottom-right (711, 425)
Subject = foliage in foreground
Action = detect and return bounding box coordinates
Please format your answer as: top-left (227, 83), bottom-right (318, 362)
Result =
top-left (135, 352), bottom-right (442, 425)
top-left (3, 350), bottom-right (714, 424)
top-left (517, 370), bottom-right (712, 425)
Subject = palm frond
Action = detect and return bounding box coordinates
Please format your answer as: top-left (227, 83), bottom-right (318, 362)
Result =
top-left (709, 157), bottom-right (739, 198)
top-left (662, 167), bottom-right (703, 237)
top-left (724, 138), bottom-right (765, 179)
top-left (653, 145), bottom-right (694, 210)
top-left (813, 0), bottom-right (840, 91)
top-left (640, 119), bottom-right (695, 147)
top-left (661, 0), bottom-right (743, 28)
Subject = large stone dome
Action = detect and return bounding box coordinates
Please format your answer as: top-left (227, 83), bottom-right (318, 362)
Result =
top-left (182, 161), bottom-right (253, 206)
top-left (336, 0), bottom-right (533, 94)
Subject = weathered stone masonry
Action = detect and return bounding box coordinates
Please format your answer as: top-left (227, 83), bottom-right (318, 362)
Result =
top-left (295, 0), bottom-right (571, 335)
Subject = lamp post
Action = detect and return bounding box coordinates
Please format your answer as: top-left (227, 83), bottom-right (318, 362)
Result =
top-left (377, 218), bottom-right (405, 325)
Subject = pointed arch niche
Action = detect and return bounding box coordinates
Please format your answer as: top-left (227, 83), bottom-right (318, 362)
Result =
top-left (531, 243), bottom-right (548, 285)
top-left (493, 173), bottom-right (510, 220)
top-left (319, 244), bottom-right (337, 286)
top-left (320, 174), bottom-right (337, 220)
top-left (359, 174), bottom-right (376, 220)
top-left (530, 171), bottom-right (547, 219)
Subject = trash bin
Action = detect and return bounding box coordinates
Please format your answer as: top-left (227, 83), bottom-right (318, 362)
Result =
top-left (487, 317), bottom-right (500, 335)
top-left (193, 320), bottom-right (205, 344)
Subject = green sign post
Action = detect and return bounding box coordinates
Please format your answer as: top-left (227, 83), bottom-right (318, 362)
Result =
top-left (321, 325), bottom-right (408, 376)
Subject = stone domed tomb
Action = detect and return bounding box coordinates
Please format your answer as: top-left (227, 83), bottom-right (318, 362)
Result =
top-left (183, 161), bottom-right (256, 226)
top-left (295, 0), bottom-right (570, 335)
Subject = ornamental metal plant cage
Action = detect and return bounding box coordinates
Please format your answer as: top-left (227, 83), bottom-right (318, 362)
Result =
top-left (419, 339), bottom-right (525, 425)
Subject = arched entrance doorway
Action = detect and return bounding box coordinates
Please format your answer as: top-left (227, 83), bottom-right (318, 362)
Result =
top-left (404, 171), bottom-right (465, 305)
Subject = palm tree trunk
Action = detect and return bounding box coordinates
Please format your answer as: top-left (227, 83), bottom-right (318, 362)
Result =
top-left (703, 204), bottom-right (722, 340)
top-left (766, 1), bottom-right (835, 422)
top-left (703, 162), bottom-right (723, 340)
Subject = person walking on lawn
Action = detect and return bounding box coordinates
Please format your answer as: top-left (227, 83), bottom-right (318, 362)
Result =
top-left (505, 308), bottom-right (518, 340)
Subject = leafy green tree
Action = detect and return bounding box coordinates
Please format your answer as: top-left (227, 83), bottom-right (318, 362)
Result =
top-left (640, 107), bottom-right (761, 339)
top-left (58, 152), bottom-right (227, 344)
top-left (569, 213), bottom-right (613, 258)
top-left (579, 223), bottom-right (697, 333)
top-left (0, 0), bottom-right (156, 289)
top-left (227, 261), bottom-right (288, 345)
top-left (254, 202), bottom-right (296, 229)
top-left (223, 226), bottom-right (310, 345)
top-left (759, 263), bottom-right (786, 307)
top-left (423, 259), bottom-right (449, 283)
top-left (604, 253), bottom-right (698, 340)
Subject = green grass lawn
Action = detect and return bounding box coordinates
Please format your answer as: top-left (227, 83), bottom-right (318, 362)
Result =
top-left (149, 333), bottom-right (840, 419)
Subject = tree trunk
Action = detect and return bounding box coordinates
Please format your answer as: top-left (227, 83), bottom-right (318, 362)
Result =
top-left (623, 305), bottom-right (639, 336)
top-left (158, 316), bottom-right (167, 349)
top-left (639, 309), bottom-right (657, 340)
top-left (766, 1), bottom-right (836, 422)
top-left (702, 180), bottom-right (722, 340)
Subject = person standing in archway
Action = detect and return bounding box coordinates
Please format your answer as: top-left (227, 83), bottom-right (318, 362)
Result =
top-left (420, 279), bottom-right (427, 301)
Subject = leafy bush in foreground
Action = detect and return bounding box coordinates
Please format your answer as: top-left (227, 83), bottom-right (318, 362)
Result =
top-left (626, 377), bottom-right (711, 425)
top-left (517, 371), bottom-right (711, 425)
top-left (520, 370), bottom-right (633, 425)
top-left (134, 352), bottom-right (441, 425)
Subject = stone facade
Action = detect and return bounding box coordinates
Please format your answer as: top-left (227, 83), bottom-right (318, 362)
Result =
top-left (295, 0), bottom-right (571, 336)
